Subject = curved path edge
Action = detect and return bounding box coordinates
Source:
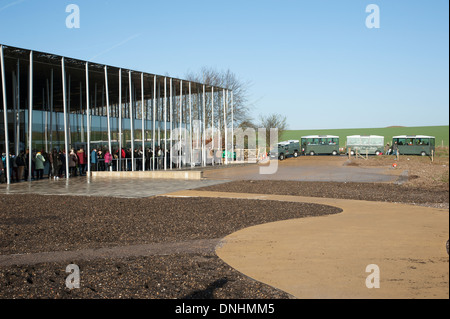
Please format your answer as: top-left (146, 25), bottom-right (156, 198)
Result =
top-left (162, 190), bottom-right (449, 299)
top-left (0, 239), bottom-right (220, 267)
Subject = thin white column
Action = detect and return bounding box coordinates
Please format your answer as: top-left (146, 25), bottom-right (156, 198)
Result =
top-left (141, 72), bottom-right (145, 171)
top-left (189, 82), bottom-right (193, 167)
top-left (86, 62), bottom-right (90, 177)
top-left (157, 81), bottom-right (161, 155)
top-left (61, 57), bottom-right (69, 179)
top-left (223, 89), bottom-right (227, 165)
top-left (231, 90), bottom-right (234, 163)
top-left (104, 66), bottom-right (112, 171)
top-left (68, 75), bottom-right (72, 148)
top-left (202, 84), bottom-right (206, 166)
top-left (28, 51), bottom-right (34, 180)
top-left (118, 69), bottom-right (122, 170)
top-left (79, 81), bottom-right (83, 145)
top-left (218, 92), bottom-right (221, 165)
top-left (153, 75), bottom-right (156, 170)
top-left (129, 71), bottom-right (134, 171)
top-left (179, 80), bottom-right (183, 168)
top-left (164, 77), bottom-right (167, 170)
top-left (0, 45), bottom-right (10, 184)
top-left (16, 60), bottom-right (20, 157)
top-left (49, 68), bottom-right (53, 151)
top-left (211, 87), bottom-right (214, 166)
top-left (169, 78), bottom-right (173, 169)
top-left (12, 72), bottom-right (16, 158)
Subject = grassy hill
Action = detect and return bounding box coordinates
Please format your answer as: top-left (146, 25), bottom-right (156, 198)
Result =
top-left (281, 125), bottom-right (449, 148)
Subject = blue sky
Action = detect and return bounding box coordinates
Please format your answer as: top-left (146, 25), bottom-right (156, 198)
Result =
top-left (0, 0), bottom-right (448, 130)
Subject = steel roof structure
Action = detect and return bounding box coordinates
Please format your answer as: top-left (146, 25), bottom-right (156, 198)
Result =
top-left (0, 43), bottom-right (235, 184)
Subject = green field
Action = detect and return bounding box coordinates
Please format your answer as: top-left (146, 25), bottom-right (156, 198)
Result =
top-left (281, 125), bottom-right (449, 148)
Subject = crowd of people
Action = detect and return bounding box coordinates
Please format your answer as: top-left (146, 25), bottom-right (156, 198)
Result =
top-left (0, 146), bottom-right (174, 184)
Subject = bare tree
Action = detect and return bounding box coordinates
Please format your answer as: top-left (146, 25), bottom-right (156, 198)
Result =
top-left (185, 67), bottom-right (253, 130)
top-left (258, 113), bottom-right (288, 148)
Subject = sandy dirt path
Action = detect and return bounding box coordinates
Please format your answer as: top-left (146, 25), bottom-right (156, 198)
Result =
top-left (163, 190), bottom-right (449, 299)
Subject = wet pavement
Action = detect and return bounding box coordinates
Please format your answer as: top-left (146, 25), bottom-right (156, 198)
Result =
top-left (0, 177), bottom-right (227, 198)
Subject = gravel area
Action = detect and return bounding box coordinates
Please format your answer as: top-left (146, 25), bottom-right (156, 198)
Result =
top-left (0, 195), bottom-right (340, 255)
top-left (0, 194), bottom-right (340, 299)
top-left (0, 254), bottom-right (292, 299)
top-left (196, 180), bottom-right (449, 208)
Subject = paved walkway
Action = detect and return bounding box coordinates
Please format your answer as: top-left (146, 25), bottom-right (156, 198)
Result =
top-left (163, 190), bottom-right (449, 299)
top-left (0, 177), bottom-right (226, 198)
top-left (0, 238), bottom-right (220, 267)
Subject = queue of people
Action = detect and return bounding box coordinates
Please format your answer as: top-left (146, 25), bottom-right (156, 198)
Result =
top-left (90, 146), bottom-right (172, 172)
top-left (1, 148), bottom-right (71, 183)
top-left (1, 146), bottom-right (173, 184)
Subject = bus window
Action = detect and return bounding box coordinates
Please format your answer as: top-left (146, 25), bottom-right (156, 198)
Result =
top-left (347, 137), bottom-right (360, 145)
top-left (396, 138), bottom-right (406, 145)
top-left (407, 138), bottom-right (414, 145)
top-left (371, 137), bottom-right (383, 145)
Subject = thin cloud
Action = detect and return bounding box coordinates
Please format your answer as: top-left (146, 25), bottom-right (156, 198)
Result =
top-left (0, 0), bottom-right (25, 13)
top-left (88, 33), bottom-right (141, 62)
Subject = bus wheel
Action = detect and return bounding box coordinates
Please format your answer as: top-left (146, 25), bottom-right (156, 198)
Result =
top-left (375, 151), bottom-right (381, 156)
top-left (293, 151), bottom-right (299, 158)
top-left (350, 150), bottom-right (355, 156)
top-left (309, 151), bottom-right (315, 156)
top-left (332, 150), bottom-right (338, 156)
top-left (279, 154), bottom-right (285, 161)
top-left (421, 151), bottom-right (427, 156)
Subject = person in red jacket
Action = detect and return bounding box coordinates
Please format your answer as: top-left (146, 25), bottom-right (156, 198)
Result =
top-left (77, 148), bottom-right (87, 176)
top-left (121, 148), bottom-right (126, 171)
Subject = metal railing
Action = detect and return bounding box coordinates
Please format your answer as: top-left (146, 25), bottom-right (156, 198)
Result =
top-left (90, 157), bottom-right (171, 172)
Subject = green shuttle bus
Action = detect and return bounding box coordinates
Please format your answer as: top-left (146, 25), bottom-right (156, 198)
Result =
top-left (301, 135), bottom-right (340, 156)
top-left (392, 135), bottom-right (435, 156)
top-left (346, 135), bottom-right (384, 156)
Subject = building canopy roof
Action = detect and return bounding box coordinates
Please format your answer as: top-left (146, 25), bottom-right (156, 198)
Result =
top-left (1, 43), bottom-right (227, 93)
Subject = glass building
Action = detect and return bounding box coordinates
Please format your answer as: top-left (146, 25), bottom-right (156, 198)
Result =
top-left (0, 44), bottom-right (234, 183)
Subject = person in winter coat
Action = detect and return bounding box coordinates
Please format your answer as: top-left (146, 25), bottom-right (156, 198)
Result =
top-left (69, 149), bottom-right (78, 177)
top-left (51, 149), bottom-right (60, 179)
top-left (104, 150), bottom-right (113, 171)
top-left (0, 153), bottom-right (4, 183)
top-left (35, 151), bottom-right (46, 180)
top-left (91, 148), bottom-right (98, 171)
top-left (16, 151), bottom-right (26, 182)
top-left (58, 150), bottom-right (65, 178)
top-left (77, 148), bottom-right (86, 176)
top-left (392, 141), bottom-right (398, 156)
